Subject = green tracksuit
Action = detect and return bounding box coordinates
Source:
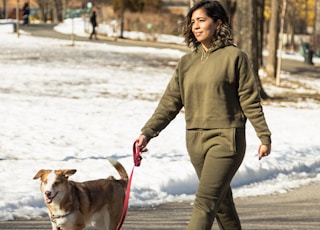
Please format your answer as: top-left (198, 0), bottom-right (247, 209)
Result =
top-left (141, 44), bottom-right (271, 229)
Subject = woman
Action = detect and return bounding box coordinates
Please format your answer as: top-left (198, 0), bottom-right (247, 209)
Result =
top-left (136, 1), bottom-right (271, 229)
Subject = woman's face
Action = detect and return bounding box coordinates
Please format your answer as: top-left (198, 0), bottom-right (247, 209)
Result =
top-left (191, 8), bottom-right (220, 51)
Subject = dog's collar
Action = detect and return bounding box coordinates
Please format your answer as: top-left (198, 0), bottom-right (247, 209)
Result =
top-left (49, 211), bottom-right (72, 224)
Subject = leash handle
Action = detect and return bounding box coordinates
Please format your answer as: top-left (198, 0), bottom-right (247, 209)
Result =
top-left (116, 140), bottom-right (143, 230)
top-left (133, 140), bottom-right (142, 167)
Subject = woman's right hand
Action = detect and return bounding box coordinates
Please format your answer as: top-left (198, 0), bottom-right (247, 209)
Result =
top-left (136, 135), bottom-right (149, 152)
top-left (258, 144), bottom-right (271, 160)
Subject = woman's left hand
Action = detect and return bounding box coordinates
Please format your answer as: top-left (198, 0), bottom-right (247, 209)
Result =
top-left (258, 144), bottom-right (271, 160)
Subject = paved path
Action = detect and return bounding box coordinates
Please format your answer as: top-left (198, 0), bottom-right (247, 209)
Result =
top-left (0, 183), bottom-right (319, 229)
top-left (17, 23), bottom-right (190, 52)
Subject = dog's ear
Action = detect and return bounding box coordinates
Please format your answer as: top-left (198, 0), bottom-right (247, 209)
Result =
top-left (58, 169), bottom-right (77, 178)
top-left (33, 169), bottom-right (51, 180)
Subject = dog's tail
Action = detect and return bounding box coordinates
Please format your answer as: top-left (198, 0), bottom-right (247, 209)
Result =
top-left (107, 158), bottom-right (128, 181)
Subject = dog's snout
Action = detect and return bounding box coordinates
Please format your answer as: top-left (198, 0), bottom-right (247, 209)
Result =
top-left (45, 191), bottom-right (51, 197)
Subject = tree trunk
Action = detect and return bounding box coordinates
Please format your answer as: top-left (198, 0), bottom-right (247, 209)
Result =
top-left (2, 0), bottom-right (7, 19)
top-left (286, 1), bottom-right (297, 51)
top-left (266, 0), bottom-right (279, 79)
top-left (53, 0), bottom-right (64, 23)
top-left (36, 0), bottom-right (45, 22)
top-left (257, 0), bottom-right (265, 67)
top-left (232, 0), bottom-right (269, 99)
top-left (219, 0), bottom-right (236, 23)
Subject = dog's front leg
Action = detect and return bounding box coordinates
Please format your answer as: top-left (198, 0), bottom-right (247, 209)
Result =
top-left (51, 223), bottom-right (58, 230)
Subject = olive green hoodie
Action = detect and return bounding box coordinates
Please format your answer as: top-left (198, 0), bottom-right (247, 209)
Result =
top-left (141, 45), bottom-right (271, 145)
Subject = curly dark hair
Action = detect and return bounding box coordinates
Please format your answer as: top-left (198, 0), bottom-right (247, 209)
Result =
top-left (182, 0), bottom-right (233, 51)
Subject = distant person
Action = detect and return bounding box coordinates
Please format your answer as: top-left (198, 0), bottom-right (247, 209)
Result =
top-left (22, 2), bottom-right (30, 25)
top-left (135, 1), bottom-right (271, 229)
top-left (89, 11), bottom-right (98, 40)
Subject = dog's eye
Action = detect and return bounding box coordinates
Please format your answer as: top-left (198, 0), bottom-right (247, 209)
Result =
top-left (53, 180), bottom-right (62, 186)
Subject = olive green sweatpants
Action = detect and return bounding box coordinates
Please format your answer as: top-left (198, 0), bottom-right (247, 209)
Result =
top-left (186, 128), bottom-right (246, 230)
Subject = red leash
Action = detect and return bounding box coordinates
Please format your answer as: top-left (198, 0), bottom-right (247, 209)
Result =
top-left (116, 140), bottom-right (142, 230)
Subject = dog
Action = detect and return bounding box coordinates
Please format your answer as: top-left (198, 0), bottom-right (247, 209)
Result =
top-left (33, 159), bottom-right (128, 230)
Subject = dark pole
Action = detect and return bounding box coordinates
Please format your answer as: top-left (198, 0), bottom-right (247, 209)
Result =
top-left (16, 0), bottom-right (20, 37)
top-left (119, 0), bottom-right (124, 38)
top-left (314, 0), bottom-right (320, 55)
top-left (71, 0), bottom-right (75, 46)
top-left (3, 0), bottom-right (7, 19)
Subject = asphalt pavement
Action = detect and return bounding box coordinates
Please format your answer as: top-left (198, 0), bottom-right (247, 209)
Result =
top-left (17, 23), bottom-right (190, 52)
top-left (1, 182), bottom-right (319, 229)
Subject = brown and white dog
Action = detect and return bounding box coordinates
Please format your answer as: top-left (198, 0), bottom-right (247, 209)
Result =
top-left (33, 159), bottom-right (128, 230)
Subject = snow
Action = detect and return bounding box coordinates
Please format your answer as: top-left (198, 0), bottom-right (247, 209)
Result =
top-left (0, 20), bottom-right (320, 221)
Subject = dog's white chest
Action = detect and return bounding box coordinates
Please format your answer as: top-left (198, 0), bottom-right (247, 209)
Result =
top-left (50, 212), bottom-right (74, 230)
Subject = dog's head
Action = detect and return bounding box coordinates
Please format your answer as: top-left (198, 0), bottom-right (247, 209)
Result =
top-left (33, 169), bottom-right (77, 204)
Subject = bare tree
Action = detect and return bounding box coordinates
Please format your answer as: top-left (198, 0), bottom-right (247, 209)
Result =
top-left (266, 0), bottom-right (279, 79)
top-left (231, 0), bottom-right (269, 99)
top-left (35, 0), bottom-right (66, 23)
top-left (219, 0), bottom-right (236, 24)
top-left (257, 0), bottom-right (265, 67)
top-left (53, 0), bottom-right (64, 23)
top-left (35, 0), bottom-right (46, 22)
top-left (286, 0), bottom-right (297, 50)
top-left (232, 1), bottom-right (258, 70)
top-left (2, 0), bottom-right (7, 19)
